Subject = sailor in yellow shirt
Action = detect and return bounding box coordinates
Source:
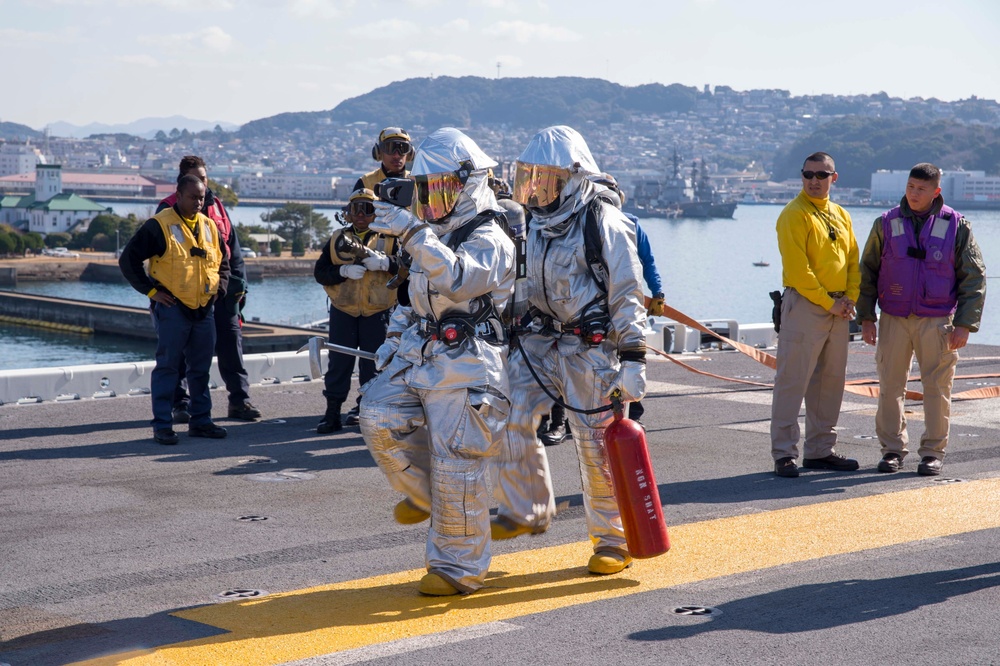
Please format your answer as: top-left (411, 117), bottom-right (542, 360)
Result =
top-left (771, 152), bottom-right (861, 478)
top-left (119, 174), bottom-right (231, 445)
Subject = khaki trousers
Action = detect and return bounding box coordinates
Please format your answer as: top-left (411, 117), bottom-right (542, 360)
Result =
top-left (771, 289), bottom-right (850, 461)
top-left (875, 313), bottom-right (958, 461)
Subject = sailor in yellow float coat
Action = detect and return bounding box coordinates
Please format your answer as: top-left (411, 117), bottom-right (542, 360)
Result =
top-left (119, 175), bottom-right (230, 444)
top-left (313, 188), bottom-right (399, 432)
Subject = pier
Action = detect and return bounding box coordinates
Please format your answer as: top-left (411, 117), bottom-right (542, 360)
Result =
top-left (0, 290), bottom-right (318, 354)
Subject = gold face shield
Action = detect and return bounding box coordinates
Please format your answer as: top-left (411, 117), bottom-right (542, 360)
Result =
top-left (413, 172), bottom-right (464, 222)
top-left (512, 162), bottom-right (571, 209)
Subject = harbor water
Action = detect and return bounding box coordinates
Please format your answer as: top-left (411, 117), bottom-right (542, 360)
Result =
top-left (3, 203), bottom-right (998, 370)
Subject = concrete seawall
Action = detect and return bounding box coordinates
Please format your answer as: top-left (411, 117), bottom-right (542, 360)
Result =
top-left (0, 290), bottom-right (320, 353)
top-left (0, 257), bottom-right (320, 283)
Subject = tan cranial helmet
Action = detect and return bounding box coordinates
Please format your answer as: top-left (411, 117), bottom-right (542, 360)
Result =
top-left (372, 127), bottom-right (413, 162)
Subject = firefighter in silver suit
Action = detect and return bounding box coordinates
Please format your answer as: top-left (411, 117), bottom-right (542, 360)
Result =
top-left (359, 127), bottom-right (516, 596)
top-left (492, 125), bottom-right (648, 575)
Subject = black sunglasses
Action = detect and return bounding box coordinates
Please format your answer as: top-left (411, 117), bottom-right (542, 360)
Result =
top-left (350, 201), bottom-right (375, 215)
top-left (801, 170), bottom-right (835, 180)
top-left (383, 140), bottom-right (411, 156)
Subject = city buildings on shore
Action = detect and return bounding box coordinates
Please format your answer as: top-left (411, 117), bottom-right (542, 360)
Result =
top-left (0, 168), bottom-right (172, 200)
top-left (871, 169), bottom-right (1000, 206)
top-left (0, 165), bottom-right (110, 234)
top-left (1, 85), bottom-right (998, 210)
top-left (0, 142), bottom-right (46, 177)
top-left (237, 172), bottom-right (339, 200)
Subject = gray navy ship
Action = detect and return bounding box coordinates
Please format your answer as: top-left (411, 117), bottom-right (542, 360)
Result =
top-left (625, 148), bottom-right (738, 219)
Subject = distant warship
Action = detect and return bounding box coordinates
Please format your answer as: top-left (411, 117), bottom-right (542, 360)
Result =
top-left (624, 148), bottom-right (737, 219)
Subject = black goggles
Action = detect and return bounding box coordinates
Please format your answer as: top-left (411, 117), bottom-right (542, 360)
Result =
top-left (801, 170), bottom-right (835, 180)
top-left (350, 201), bottom-right (375, 215)
top-left (382, 139), bottom-right (411, 156)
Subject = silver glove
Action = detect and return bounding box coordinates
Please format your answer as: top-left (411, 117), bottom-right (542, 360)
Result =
top-left (370, 201), bottom-right (420, 237)
top-left (605, 360), bottom-right (647, 403)
top-left (374, 336), bottom-right (400, 371)
top-left (362, 251), bottom-right (390, 272)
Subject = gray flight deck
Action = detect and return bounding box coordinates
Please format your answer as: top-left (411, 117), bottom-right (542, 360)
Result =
top-left (2, 340), bottom-right (1000, 665)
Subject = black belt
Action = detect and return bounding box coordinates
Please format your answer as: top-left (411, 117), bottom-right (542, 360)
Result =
top-left (531, 311), bottom-right (610, 346)
top-left (418, 316), bottom-right (504, 345)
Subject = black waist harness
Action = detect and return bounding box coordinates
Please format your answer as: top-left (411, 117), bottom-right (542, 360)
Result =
top-left (418, 295), bottom-right (506, 347)
top-left (523, 307), bottom-right (611, 347)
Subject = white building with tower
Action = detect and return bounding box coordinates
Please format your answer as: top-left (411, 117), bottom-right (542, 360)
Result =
top-left (0, 164), bottom-right (109, 234)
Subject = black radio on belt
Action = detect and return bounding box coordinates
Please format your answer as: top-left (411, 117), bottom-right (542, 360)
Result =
top-left (190, 247), bottom-right (207, 258)
top-left (429, 317), bottom-right (472, 347)
top-left (436, 321), bottom-right (467, 346)
top-left (571, 321), bottom-right (607, 347)
top-left (907, 247), bottom-right (927, 259)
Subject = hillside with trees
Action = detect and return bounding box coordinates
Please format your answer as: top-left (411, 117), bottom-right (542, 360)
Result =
top-left (773, 118), bottom-right (1000, 187)
top-left (0, 121), bottom-right (42, 141)
top-left (238, 77), bottom-right (702, 137)
top-left (234, 76), bottom-right (1000, 180)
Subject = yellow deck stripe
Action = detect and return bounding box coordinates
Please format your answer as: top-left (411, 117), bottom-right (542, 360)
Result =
top-left (73, 477), bottom-right (1000, 666)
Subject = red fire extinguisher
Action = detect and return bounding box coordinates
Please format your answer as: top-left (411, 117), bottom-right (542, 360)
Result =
top-left (604, 392), bottom-right (670, 558)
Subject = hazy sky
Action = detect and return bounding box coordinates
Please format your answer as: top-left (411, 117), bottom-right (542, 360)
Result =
top-left (2, 0), bottom-right (998, 129)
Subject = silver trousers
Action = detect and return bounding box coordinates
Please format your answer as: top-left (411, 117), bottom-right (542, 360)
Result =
top-left (493, 338), bottom-right (628, 556)
top-left (360, 368), bottom-right (509, 592)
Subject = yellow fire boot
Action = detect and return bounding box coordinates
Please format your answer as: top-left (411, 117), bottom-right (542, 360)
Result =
top-left (418, 573), bottom-right (461, 596)
top-left (588, 551), bottom-right (633, 575)
top-left (490, 515), bottom-right (535, 540)
top-left (393, 498), bottom-right (430, 525)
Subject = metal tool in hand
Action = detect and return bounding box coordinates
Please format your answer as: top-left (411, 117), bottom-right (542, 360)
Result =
top-left (296, 336), bottom-right (376, 379)
top-left (334, 233), bottom-right (374, 264)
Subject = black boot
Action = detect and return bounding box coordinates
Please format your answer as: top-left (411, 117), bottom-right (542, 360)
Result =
top-left (345, 403), bottom-right (361, 426)
top-left (540, 404), bottom-right (569, 446)
top-left (317, 399), bottom-right (343, 434)
top-left (536, 415), bottom-right (550, 440)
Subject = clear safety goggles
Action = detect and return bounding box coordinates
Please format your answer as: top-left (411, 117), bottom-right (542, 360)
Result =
top-left (413, 172), bottom-right (463, 222)
top-left (512, 162), bottom-right (571, 209)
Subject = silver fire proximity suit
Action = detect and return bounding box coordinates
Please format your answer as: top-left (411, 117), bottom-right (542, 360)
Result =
top-left (493, 126), bottom-right (648, 567)
top-left (359, 128), bottom-right (516, 594)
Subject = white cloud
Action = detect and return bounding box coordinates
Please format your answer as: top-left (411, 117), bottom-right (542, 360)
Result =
top-left (495, 55), bottom-right (524, 69)
top-left (143, 0), bottom-right (234, 8)
top-left (348, 18), bottom-right (420, 38)
top-left (0, 27), bottom-right (76, 44)
top-left (375, 54), bottom-right (407, 68)
top-left (493, 20), bottom-right (581, 43)
top-left (139, 26), bottom-right (234, 54)
top-left (199, 26), bottom-right (234, 52)
top-left (38, 0), bottom-right (234, 8)
top-left (115, 54), bottom-right (159, 67)
top-left (403, 50), bottom-right (468, 67)
top-left (440, 19), bottom-right (470, 32)
top-left (289, 0), bottom-right (354, 19)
